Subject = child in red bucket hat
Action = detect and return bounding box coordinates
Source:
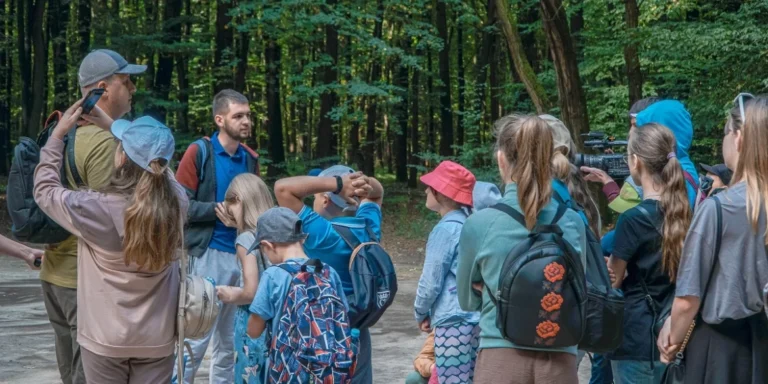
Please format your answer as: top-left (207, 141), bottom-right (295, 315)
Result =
top-left (414, 160), bottom-right (481, 384)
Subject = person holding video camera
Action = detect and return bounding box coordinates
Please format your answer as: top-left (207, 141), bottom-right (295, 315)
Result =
top-left (582, 99), bottom-right (700, 214)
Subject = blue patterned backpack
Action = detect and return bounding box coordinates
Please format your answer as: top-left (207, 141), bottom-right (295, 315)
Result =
top-left (267, 259), bottom-right (357, 383)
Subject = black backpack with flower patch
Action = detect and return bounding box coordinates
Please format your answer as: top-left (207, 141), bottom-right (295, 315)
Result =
top-left (486, 203), bottom-right (587, 348)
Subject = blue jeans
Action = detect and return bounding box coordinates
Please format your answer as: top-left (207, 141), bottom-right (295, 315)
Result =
top-left (589, 354), bottom-right (613, 384)
top-left (352, 327), bottom-right (372, 384)
top-left (611, 360), bottom-right (666, 384)
top-left (172, 247), bottom-right (241, 384)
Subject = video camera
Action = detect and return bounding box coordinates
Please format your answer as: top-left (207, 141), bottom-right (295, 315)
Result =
top-left (574, 132), bottom-right (631, 180)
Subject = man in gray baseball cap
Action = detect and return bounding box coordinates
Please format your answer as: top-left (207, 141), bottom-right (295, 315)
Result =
top-left (38, 49), bottom-right (145, 384)
top-left (78, 49), bottom-right (145, 119)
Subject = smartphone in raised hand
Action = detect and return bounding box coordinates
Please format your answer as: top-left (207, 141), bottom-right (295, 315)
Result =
top-left (81, 88), bottom-right (105, 114)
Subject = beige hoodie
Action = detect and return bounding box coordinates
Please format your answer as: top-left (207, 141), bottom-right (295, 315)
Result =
top-left (34, 136), bottom-right (189, 358)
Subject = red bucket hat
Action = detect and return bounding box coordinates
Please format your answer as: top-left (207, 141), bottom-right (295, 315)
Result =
top-left (420, 161), bottom-right (476, 207)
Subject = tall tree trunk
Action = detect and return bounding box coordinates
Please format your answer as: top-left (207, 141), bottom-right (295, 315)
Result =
top-left (16, 0), bottom-right (30, 134)
top-left (344, 35), bottom-right (362, 169)
top-left (316, 0), bottom-right (339, 160)
top-left (408, 67), bottom-right (420, 188)
top-left (570, 0), bottom-right (584, 61)
top-left (93, 0), bottom-right (108, 47)
top-left (427, 49), bottom-right (436, 157)
top-left (49, 0), bottom-right (70, 111)
top-left (394, 60), bottom-right (409, 183)
top-left (144, 0), bottom-right (157, 92)
top-left (289, 101), bottom-right (297, 155)
top-left (78, 0), bottom-right (91, 62)
top-left (474, 0), bottom-right (496, 133)
top-left (265, 38), bottom-right (285, 176)
top-left (362, 0), bottom-right (383, 176)
top-left (111, 0), bottom-right (121, 40)
top-left (176, 0), bottom-right (191, 132)
top-left (152, 0), bottom-right (183, 123)
top-left (214, 0), bottom-right (234, 92)
top-left (0, 0), bottom-right (10, 174)
top-left (519, 0), bottom-right (540, 72)
top-left (495, 0), bottom-right (550, 114)
top-left (235, 30), bottom-right (250, 93)
top-left (540, 0), bottom-right (590, 141)
top-left (490, 38), bottom-right (501, 123)
top-left (624, 0), bottom-right (642, 107)
top-left (23, 0), bottom-right (47, 137)
top-left (436, 0), bottom-right (453, 156)
top-left (456, 10), bottom-right (465, 148)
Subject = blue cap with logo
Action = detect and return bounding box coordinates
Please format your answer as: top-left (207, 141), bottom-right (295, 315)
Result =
top-left (111, 116), bottom-right (175, 173)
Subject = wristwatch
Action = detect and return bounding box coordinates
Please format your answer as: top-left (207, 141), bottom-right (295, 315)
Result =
top-left (333, 175), bottom-right (343, 194)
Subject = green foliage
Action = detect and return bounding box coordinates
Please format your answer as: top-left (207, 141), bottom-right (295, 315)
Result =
top-left (2, 0), bottom-right (766, 185)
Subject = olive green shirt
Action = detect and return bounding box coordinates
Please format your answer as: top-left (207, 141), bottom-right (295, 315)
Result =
top-left (39, 125), bottom-right (117, 288)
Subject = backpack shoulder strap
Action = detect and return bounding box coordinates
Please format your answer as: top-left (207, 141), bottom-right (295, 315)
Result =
top-left (332, 223), bottom-right (363, 250)
top-left (550, 202), bottom-right (567, 225)
top-left (683, 171), bottom-right (699, 194)
top-left (490, 203), bottom-right (526, 228)
top-left (66, 127), bottom-right (84, 187)
top-left (634, 203), bottom-right (662, 236)
top-left (552, 191), bottom-right (566, 206)
top-left (702, 196), bottom-right (723, 302)
top-left (277, 261), bottom-right (302, 276)
top-left (193, 137), bottom-right (212, 182)
top-left (491, 202), bottom-right (566, 228)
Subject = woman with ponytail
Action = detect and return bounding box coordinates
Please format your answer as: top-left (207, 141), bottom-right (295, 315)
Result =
top-left (659, 95), bottom-right (768, 383)
top-left (540, 114), bottom-right (601, 236)
top-left (457, 114), bottom-right (586, 384)
top-left (607, 123), bottom-right (691, 383)
top-left (34, 100), bottom-right (188, 384)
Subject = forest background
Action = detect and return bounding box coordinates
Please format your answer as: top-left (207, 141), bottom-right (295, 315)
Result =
top-left (2, 0), bottom-right (768, 195)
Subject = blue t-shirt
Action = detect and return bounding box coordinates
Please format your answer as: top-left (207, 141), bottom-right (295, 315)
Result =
top-left (208, 132), bottom-right (249, 253)
top-left (249, 258), bottom-right (348, 340)
top-left (298, 202), bottom-right (383, 297)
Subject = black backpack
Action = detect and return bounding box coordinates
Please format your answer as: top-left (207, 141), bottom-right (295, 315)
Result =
top-left (7, 111), bottom-right (83, 244)
top-left (552, 194), bottom-right (625, 353)
top-left (333, 224), bottom-right (397, 329)
top-left (487, 203), bottom-right (587, 348)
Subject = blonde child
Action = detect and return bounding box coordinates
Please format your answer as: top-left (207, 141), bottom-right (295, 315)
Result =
top-left (216, 174), bottom-right (275, 384)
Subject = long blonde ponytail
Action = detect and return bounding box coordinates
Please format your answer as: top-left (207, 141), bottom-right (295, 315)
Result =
top-left (495, 114), bottom-right (554, 229)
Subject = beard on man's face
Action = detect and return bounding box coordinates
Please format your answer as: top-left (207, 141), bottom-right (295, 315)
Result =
top-left (223, 121), bottom-right (251, 141)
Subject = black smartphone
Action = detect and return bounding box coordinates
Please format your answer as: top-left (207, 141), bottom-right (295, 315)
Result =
top-left (81, 88), bottom-right (105, 114)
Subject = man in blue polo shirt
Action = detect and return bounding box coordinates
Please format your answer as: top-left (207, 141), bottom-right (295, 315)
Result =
top-left (175, 89), bottom-right (259, 384)
top-left (275, 165), bottom-right (384, 384)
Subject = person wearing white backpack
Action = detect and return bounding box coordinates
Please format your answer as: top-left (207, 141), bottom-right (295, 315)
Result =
top-left (33, 100), bottom-right (188, 383)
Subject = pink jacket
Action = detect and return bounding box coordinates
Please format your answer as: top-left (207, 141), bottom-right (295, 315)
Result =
top-left (34, 136), bottom-right (188, 358)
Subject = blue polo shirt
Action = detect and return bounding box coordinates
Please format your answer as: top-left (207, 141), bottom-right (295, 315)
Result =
top-left (208, 132), bottom-right (249, 253)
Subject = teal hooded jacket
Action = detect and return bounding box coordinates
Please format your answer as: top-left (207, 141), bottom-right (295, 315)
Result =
top-left (635, 100), bottom-right (699, 206)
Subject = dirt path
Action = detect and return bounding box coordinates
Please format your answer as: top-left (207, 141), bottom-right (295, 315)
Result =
top-left (0, 257), bottom-right (590, 383)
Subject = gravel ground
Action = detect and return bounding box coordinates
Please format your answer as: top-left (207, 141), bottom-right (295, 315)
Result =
top-left (0, 257), bottom-right (590, 384)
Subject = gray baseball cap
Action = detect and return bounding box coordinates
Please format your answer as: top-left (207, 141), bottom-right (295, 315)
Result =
top-left (78, 49), bottom-right (147, 87)
top-left (318, 165), bottom-right (357, 211)
top-left (111, 116), bottom-right (175, 173)
top-left (253, 207), bottom-right (309, 248)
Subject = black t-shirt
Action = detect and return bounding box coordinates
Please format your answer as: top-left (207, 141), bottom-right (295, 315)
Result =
top-left (608, 199), bottom-right (675, 361)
